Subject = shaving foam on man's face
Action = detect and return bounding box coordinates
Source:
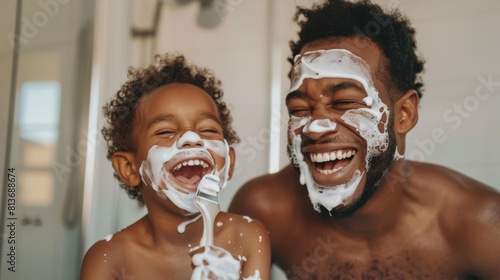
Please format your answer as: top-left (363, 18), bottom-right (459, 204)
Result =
top-left (288, 49), bottom-right (390, 213)
top-left (139, 131), bottom-right (230, 214)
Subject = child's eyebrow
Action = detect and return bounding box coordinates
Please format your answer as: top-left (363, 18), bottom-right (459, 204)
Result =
top-left (196, 112), bottom-right (222, 124)
top-left (146, 112), bottom-right (222, 129)
top-left (146, 114), bottom-right (176, 129)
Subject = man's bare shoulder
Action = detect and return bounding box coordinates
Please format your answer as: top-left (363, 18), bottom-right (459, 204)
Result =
top-left (408, 161), bottom-right (499, 203)
top-left (229, 165), bottom-right (302, 222)
top-left (409, 161), bottom-right (500, 277)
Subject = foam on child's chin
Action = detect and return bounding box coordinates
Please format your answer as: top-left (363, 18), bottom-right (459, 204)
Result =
top-left (288, 49), bottom-right (391, 212)
top-left (139, 131), bottom-right (231, 214)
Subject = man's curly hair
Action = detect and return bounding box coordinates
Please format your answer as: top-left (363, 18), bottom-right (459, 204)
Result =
top-left (289, 0), bottom-right (425, 99)
top-left (102, 53), bottom-right (240, 205)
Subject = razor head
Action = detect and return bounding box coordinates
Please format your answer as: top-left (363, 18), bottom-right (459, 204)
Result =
top-left (197, 191), bottom-right (219, 202)
top-left (196, 174), bottom-right (220, 202)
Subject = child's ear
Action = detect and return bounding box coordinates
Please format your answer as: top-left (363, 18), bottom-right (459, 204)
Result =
top-left (395, 89), bottom-right (419, 135)
top-left (111, 152), bottom-right (142, 187)
top-left (227, 147), bottom-right (236, 180)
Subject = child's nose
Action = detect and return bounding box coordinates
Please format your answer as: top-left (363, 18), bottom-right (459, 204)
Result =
top-left (177, 131), bottom-right (204, 148)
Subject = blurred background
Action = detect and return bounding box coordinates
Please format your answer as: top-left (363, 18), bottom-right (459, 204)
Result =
top-left (0, 0), bottom-right (498, 279)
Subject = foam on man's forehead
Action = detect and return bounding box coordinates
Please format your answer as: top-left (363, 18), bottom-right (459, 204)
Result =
top-left (289, 49), bottom-right (377, 99)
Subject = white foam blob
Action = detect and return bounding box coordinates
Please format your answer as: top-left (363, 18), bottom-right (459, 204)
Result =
top-left (290, 49), bottom-right (376, 94)
top-left (177, 214), bottom-right (202, 233)
top-left (242, 216), bottom-right (253, 223)
top-left (104, 234), bottom-right (113, 242)
top-left (302, 118), bottom-right (337, 134)
top-left (243, 270), bottom-right (261, 280)
top-left (394, 146), bottom-right (404, 160)
top-left (191, 246), bottom-right (241, 280)
top-left (238, 255), bottom-right (247, 262)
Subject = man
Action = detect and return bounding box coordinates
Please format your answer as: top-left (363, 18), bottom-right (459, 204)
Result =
top-left (229, 0), bottom-right (500, 279)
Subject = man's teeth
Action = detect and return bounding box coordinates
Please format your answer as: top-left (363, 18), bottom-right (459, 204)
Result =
top-left (318, 167), bottom-right (343, 175)
top-left (173, 159), bottom-right (210, 171)
top-left (309, 150), bottom-right (356, 163)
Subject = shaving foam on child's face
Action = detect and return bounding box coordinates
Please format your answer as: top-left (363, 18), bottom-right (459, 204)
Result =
top-left (139, 131), bottom-right (230, 214)
top-left (288, 49), bottom-right (390, 212)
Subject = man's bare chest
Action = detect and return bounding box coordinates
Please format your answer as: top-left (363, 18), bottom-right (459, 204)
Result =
top-left (276, 232), bottom-right (464, 280)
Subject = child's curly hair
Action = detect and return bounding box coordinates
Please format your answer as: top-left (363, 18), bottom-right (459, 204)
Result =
top-left (101, 53), bottom-right (240, 205)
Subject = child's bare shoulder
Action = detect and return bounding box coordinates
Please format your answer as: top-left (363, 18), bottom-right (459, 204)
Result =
top-left (80, 232), bottom-right (125, 279)
top-left (80, 225), bottom-right (143, 279)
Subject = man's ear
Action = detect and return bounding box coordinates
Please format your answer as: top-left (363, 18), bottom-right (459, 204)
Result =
top-left (111, 151), bottom-right (142, 187)
top-left (227, 147), bottom-right (236, 180)
top-left (395, 89), bottom-right (419, 135)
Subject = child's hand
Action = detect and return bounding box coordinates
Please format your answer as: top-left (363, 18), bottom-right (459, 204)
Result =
top-left (190, 245), bottom-right (241, 280)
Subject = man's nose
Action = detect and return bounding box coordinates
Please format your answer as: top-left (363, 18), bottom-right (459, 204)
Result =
top-left (302, 118), bottom-right (337, 140)
top-left (177, 131), bottom-right (204, 148)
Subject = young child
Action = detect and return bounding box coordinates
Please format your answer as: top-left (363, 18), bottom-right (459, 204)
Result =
top-left (80, 53), bottom-right (270, 280)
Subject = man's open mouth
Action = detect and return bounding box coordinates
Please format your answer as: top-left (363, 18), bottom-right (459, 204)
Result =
top-left (309, 149), bottom-right (357, 175)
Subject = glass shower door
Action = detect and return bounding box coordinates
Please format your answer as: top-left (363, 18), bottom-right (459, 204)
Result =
top-left (0, 0), bottom-right (94, 279)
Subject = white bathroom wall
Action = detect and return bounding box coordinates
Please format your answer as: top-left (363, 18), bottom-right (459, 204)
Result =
top-left (392, 0), bottom-right (500, 189)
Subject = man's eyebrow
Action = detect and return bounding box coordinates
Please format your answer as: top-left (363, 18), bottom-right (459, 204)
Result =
top-left (285, 81), bottom-right (365, 103)
top-left (329, 81), bottom-right (365, 94)
top-left (285, 90), bottom-right (306, 105)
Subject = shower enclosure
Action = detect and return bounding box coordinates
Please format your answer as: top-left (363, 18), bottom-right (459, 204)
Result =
top-left (0, 0), bottom-right (95, 279)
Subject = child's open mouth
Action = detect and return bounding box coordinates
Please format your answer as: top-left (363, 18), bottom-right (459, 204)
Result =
top-left (164, 151), bottom-right (216, 193)
top-left (170, 158), bottom-right (213, 184)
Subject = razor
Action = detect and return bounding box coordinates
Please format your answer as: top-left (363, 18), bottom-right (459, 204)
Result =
top-left (194, 174), bottom-right (221, 246)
